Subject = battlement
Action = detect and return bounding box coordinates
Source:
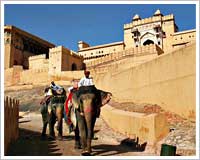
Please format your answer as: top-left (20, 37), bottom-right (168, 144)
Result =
top-left (49, 46), bottom-right (70, 53)
top-left (50, 46), bottom-right (82, 59)
top-left (70, 50), bottom-right (83, 59)
top-left (162, 14), bottom-right (174, 21)
top-left (86, 44), bottom-right (163, 68)
top-left (29, 54), bottom-right (46, 60)
top-left (124, 14), bottom-right (174, 29)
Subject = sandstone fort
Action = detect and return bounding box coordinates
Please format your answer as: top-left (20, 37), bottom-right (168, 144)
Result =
top-left (4, 9), bottom-right (196, 119)
top-left (4, 9), bottom-right (196, 156)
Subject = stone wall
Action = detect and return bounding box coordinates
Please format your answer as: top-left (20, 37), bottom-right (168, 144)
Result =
top-left (59, 70), bottom-right (84, 81)
top-left (172, 30), bottom-right (196, 49)
top-left (4, 66), bottom-right (23, 86)
top-left (10, 69), bottom-right (84, 85)
top-left (79, 42), bottom-right (124, 61)
top-left (29, 54), bottom-right (49, 70)
top-left (49, 46), bottom-right (83, 76)
top-left (87, 44), bottom-right (163, 69)
top-left (20, 69), bottom-right (49, 85)
top-left (93, 43), bottom-right (196, 120)
top-left (101, 105), bottom-right (169, 145)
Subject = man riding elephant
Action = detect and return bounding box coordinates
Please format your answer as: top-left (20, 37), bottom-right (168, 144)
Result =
top-left (70, 70), bottom-right (112, 156)
top-left (48, 81), bottom-right (66, 140)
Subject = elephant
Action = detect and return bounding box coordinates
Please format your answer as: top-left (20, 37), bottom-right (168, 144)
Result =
top-left (47, 87), bottom-right (66, 140)
top-left (71, 85), bottom-right (112, 155)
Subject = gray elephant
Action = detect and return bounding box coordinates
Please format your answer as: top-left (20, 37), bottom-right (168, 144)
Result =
top-left (71, 86), bottom-right (112, 156)
top-left (48, 87), bottom-right (66, 140)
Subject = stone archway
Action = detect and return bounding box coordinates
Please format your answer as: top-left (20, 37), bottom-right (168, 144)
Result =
top-left (143, 39), bottom-right (154, 46)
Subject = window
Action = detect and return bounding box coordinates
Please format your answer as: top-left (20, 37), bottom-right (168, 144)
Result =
top-left (6, 38), bottom-right (10, 43)
top-left (91, 53), bottom-right (93, 55)
top-left (158, 41), bottom-right (160, 45)
top-left (71, 63), bottom-right (77, 71)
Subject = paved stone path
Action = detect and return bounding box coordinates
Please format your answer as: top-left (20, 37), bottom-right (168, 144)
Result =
top-left (5, 86), bottom-right (196, 156)
top-left (159, 120), bottom-right (196, 156)
top-left (7, 112), bottom-right (156, 156)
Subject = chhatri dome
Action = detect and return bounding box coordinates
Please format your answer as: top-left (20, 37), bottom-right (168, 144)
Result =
top-left (132, 14), bottom-right (141, 21)
top-left (154, 9), bottom-right (163, 16)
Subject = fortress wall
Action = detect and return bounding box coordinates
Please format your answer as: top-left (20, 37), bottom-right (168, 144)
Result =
top-left (79, 42), bottom-right (124, 60)
top-left (94, 43), bottom-right (196, 120)
top-left (29, 54), bottom-right (49, 70)
top-left (20, 69), bottom-right (49, 85)
top-left (5, 67), bottom-right (84, 85)
top-left (172, 30), bottom-right (196, 47)
top-left (59, 70), bottom-right (84, 81)
top-left (87, 44), bottom-right (160, 68)
top-left (4, 66), bottom-right (23, 86)
top-left (101, 105), bottom-right (169, 145)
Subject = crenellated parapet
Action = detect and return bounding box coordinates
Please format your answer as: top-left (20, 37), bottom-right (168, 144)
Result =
top-left (86, 44), bottom-right (163, 68)
top-left (124, 14), bottom-right (174, 29)
top-left (29, 54), bottom-right (46, 60)
top-left (29, 54), bottom-right (49, 70)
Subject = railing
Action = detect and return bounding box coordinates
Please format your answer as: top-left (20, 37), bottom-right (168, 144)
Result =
top-left (4, 97), bottom-right (19, 155)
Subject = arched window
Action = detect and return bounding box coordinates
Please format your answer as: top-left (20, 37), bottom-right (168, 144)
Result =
top-left (143, 39), bottom-right (154, 46)
top-left (81, 63), bottom-right (86, 70)
top-left (14, 60), bottom-right (18, 65)
top-left (71, 63), bottom-right (77, 71)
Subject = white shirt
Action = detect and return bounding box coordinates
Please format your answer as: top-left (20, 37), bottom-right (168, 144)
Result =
top-left (78, 77), bottom-right (94, 87)
top-left (68, 86), bottom-right (73, 92)
top-left (50, 84), bottom-right (62, 91)
top-left (45, 88), bottom-right (53, 96)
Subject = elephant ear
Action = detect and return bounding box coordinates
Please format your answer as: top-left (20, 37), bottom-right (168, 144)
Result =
top-left (100, 91), bottom-right (112, 106)
top-left (72, 94), bottom-right (79, 109)
top-left (69, 107), bottom-right (77, 128)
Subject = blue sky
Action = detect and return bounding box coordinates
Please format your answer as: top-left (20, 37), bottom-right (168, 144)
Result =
top-left (4, 4), bottom-right (196, 51)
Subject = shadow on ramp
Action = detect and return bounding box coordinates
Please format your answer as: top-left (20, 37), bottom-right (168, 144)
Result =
top-left (92, 137), bottom-right (147, 156)
top-left (6, 128), bottom-right (62, 156)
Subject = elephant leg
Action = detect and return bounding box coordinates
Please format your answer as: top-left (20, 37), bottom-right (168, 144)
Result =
top-left (76, 111), bottom-right (87, 152)
top-left (86, 116), bottom-right (96, 153)
top-left (56, 105), bottom-right (63, 139)
top-left (91, 116), bottom-right (97, 140)
top-left (48, 111), bottom-right (56, 139)
top-left (42, 119), bottom-right (48, 137)
top-left (74, 124), bottom-right (81, 149)
top-left (41, 113), bottom-right (48, 136)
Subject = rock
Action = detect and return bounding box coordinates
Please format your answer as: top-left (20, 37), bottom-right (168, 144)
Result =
top-left (179, 143), bottom-right (186, 147)
top-left (177, 139), bottom-right (183, 143)
top-left (165, 139), bottom-right (171, 144)
top-left (175, 136), bottom-right (181, 139)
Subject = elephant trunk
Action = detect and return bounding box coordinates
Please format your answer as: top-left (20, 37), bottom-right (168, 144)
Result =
top-left (84, 105), bottom-right (93, 153)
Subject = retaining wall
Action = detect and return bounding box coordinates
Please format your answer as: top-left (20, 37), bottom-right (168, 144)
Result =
top-left (101, 104), bottom-right (169, 145)
top-left (95, 43), bottom-right (196, 120)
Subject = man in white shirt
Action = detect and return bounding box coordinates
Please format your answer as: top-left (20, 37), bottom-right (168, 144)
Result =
top-left (50, 81), bottom-right (62, 91)
top-left (78, 70), bottom-right (94, 87)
